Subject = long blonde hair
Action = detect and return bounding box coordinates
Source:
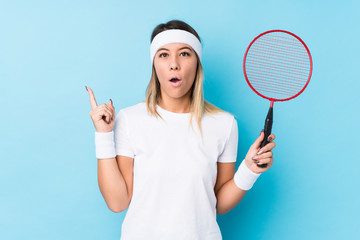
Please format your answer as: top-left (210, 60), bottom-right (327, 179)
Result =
top-left (145, 20), bottom-right (228, 137)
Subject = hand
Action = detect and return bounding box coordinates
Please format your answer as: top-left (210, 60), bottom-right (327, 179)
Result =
top-left (86, 86), bottom-right (115, 133)
top-left (244, 130), bottom-right (276, 174)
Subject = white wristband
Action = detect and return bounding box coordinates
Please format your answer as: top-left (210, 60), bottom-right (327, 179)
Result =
top-left (234, 159), bottom-right (261, 191)
top-left (95, 131), bottom-right (116, 159)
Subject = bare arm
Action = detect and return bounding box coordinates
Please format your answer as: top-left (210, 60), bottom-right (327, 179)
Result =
top-left (215, 162), bottom-right (246, 215)
top-left (86, 87), bottom-right (134, 213)
top-left (97, 155), bottom-right (134, 213)
top-left (216, 178), bottom-right (247, 215)
top-left (215, 131), bottom-right (277, 215)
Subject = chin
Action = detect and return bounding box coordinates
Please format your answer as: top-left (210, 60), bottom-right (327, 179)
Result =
top-left (161, 86), bottom-right (192, 100)
top-left (169, 93), bottom-right (187, 99)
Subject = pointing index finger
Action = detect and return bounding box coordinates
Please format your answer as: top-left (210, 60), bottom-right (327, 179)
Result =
top-left (87, 87), bottom-right (98, 110)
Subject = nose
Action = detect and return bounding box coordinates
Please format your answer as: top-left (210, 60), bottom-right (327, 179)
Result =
top-left (170, 65), bottom-right (179, 70)
top-left (169, 56), bottom-right (180, 71)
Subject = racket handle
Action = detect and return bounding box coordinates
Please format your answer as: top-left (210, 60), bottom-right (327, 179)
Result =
top-left (258, 106), bottom-right (273, 168)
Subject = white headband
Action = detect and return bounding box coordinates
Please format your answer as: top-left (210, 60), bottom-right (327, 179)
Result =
top-left (150, 29), bottom-right (202, 65)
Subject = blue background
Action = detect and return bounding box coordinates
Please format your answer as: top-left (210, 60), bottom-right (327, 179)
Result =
top-left (1, 0), bottom-right (359, 239)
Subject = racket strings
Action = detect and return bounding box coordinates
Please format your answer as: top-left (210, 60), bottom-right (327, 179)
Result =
top-left (246, 63), bottom-right (309, 81)
top-left (245, 31), bottom-right (311, 100)
top-left (251, 40), bottom-right (309, 62)
top-left (247, 52), bottom-right (309, 71)
top-left (249, 73), bottom-right (305, 94)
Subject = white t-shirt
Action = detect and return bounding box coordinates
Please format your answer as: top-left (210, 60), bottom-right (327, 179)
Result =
top-left (113, 101), bottom-right (238, 240)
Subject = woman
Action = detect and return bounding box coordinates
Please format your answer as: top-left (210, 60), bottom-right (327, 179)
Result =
top-left (86, 20), bottom-right (275, 240)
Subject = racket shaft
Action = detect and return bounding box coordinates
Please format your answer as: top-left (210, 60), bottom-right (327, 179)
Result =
top-left (258, 106), bottom-right (273, 168)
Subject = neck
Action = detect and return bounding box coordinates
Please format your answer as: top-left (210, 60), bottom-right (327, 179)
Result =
top-left (158, 92), bottom-right (191, 113)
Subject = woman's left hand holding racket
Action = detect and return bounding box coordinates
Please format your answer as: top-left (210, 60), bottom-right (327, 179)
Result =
top-left (245, 130), bottom-right (276, 174)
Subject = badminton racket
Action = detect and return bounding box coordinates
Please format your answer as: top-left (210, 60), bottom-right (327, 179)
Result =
top-left (243, 30), bottom-right (313, 168)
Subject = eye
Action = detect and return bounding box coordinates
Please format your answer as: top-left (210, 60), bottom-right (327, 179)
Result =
top-left (180, 51), bottom-right (190, 56)
top-left (159, 52), bottom-right (168, 58)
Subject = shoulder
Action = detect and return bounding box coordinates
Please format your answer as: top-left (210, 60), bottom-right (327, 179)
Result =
top-left (114, 102), bottom-right (148, 127)
top-left (117, 101), bottom-right (147, 116)
top-left (200, 109), bottom-right (237, 145)
top-left (201, 110), bottom-right (237, 140)
top-left (203, 101), bottom-right (237, 123)
top-left (203, 109), bottom-right (237, 126)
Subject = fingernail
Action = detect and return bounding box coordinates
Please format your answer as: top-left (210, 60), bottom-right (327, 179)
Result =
top-left (110, 99), bottom-right (113, 105)
top-left (268, 136), bottom-right (273, 142)
top-left (257, 150), bottom-right (263, 155)
top-left (260, 129), bottom-right (264, 135)
top-left (85, 85), bottom-right (88, 91)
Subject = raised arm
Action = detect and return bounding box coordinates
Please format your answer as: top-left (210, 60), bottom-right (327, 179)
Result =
top-left (86, 86), bottom-right (133, 212)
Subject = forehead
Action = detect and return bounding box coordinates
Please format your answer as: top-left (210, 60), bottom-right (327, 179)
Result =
top-left (157, 42), bottom-right (193, 51)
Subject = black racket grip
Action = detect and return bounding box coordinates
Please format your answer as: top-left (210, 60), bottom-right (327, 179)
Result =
top-left (257, 106), bottom-right (273, 168)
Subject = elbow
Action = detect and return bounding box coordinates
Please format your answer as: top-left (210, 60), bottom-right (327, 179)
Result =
top-left (218, 210), bottom-right (230, 215)
top-left (105, 195), bottom-right (131, 213)
top-left (108, 202), bottom-right (129, 213)
top-left (216, 207), bottom-right (227, 215)
top-left (109, 206), bottom-right (123, 213)
top-left (109, 205), bottom-right (127, 213)
top-left (216, 199), bottom-right (226, 215)
top-left (217, 210), bottom-right (226, 215)
top-left (216, 204), bottom-right (233, 215)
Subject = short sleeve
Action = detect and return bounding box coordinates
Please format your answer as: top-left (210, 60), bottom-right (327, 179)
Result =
top-left (217, 116), bottom-right (238, 163)
top-left (113, 110), bottom-right (135, 158)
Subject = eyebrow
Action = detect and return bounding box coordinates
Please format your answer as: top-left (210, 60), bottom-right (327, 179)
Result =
top-left (157, 47), bottom-right (193, 52)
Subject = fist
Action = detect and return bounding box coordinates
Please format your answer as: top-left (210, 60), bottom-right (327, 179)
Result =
top-left (244, 130), bottom-right (276, 174)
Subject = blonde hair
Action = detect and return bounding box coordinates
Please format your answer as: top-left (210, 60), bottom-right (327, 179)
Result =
top-left (145, 56), bottom-right (227, 137)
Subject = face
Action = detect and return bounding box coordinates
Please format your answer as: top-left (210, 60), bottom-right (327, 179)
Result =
top-left (153, 42), bottom-right (198, 101)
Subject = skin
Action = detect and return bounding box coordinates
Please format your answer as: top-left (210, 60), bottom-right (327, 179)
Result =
top-left (153, 42), bottom-right (197, 113)
top-left (215, 131), bottom-right (276, 215)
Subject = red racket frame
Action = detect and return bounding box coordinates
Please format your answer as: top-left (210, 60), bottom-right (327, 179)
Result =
top-left (243, 29), bottom-right (313, 107)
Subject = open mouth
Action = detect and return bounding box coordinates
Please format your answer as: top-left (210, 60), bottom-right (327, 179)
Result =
top-left (169, 76), bottom-right (182, 87)
top-left (170, 78), bottom-right (181, 83)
